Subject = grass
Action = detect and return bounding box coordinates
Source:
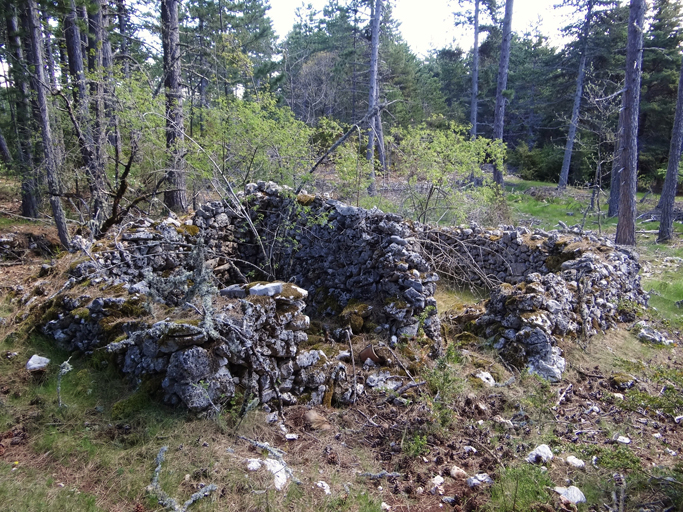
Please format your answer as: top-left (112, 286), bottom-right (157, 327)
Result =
top-left (487, 465), bottom-right (554, 511)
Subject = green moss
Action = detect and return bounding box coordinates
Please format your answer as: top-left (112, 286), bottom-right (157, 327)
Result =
top-left (111, 391), bottom-right (151, 420)
top-left (453, 332), bottom-right (480, 346)
top-left (98, 317), bottom-right (129, 344)
top-left (341, 300), bottom-right (372, 318)
top-left (176, 224), bottom-right (201, 237)
top-left (545, 248), bottom-right (577, 272)
top-left (296, 193), bottom-right (315, 206)
top-left (39, 300), bottom-right (60, 324)
top-left (347, 314), bottom-right (363, 334)
top-left (71, 307), bottom-right (90, 321)
top-left (119, 298), bottom-right (146, 317)
top-left (280, 283), bottom-right (307, 300)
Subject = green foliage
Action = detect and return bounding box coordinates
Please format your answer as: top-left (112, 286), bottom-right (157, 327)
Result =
top-left (509, 144), bottom-right (564, 182)
top-left (404, 434), bottom-right (428, 457)
top-left (487, 465), bottom-right (554, 511)
top-left (579, 444), bottom-right (642, 471)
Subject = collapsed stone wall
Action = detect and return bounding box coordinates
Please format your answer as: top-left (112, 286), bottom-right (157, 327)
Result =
top-left (42, 282), bottom-right (350, 411)
top-left (52, 181), bottom-right (649, 411)
top-left (194, 181), bottom-right (442, 349)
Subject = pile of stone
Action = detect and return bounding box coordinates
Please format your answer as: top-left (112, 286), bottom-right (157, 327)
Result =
top-left (69, 217), bottom-right (215, 287)
top-left (418, 224), bottom-right (549, 287)
top-left (44, 281), bottom-right (337, 411)
top-left (475, 240), bottom-right (647, 381)
top-left (196, 181), bottom-right (442, 352)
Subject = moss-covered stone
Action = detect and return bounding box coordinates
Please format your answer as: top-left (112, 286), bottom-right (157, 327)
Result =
top-left (176, 224), bottom-right (201, 237)
top-left (71, 307), bottom-right (90, 321)
top-left (111, 391), bottom-right (151, 420)
top-left (296, 193), bottom-right (316, 206)
top-left (347, 314), bottom-right (363, 334)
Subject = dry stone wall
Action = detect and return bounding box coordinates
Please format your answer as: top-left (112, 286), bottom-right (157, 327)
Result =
top-left (195, 181), bottom-right (442, 351)
top-left (49, 181), bottom-right (649, 412)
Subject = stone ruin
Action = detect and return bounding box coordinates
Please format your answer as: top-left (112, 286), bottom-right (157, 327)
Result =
top-left (41, 181), bottom-right (648, 412)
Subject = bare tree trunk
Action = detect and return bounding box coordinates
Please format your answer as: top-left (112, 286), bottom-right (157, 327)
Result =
top-left (559, 0), bottom-right (594, 190)
top-left (470, 0), bottom-right (480, 140)
top-left (366, 0), bottom-right (382, 197)
top-left (492, 0), bottom-right (514, 186)
top-left (658, 53), bottom-right (683, 243)
top-left (0, 128), bottom-right (11, 164)
top-left (117, 0), bottom-right (130, 78)
top-left (65, 0), bottom-right (105, 226)
top-left (27, 0), bottom-right (70, 247)
top-left (608, 94), bottom-right (625, 217)
top-left (161, 0), bottom-right (187, 212)
top-left (6, 4), bottom-right (39, 219)
top-left (615, 0), bottom-right (646, 246)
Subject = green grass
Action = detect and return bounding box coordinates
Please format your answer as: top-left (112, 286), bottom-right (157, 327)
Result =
top-left (487, 465), bottom-right (554, 511)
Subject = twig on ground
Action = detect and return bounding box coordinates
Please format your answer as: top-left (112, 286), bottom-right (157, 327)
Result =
top-left (359, 470), bottom-right (402, 480)
top-left (379, 342), bottom-right (417, 385)
top-left (147, 446), bottom-right (217, 511)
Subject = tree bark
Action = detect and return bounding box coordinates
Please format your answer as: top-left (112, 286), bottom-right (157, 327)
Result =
top-left (658, 52), bottom-right (683, 242)
top-left (615, 0), bottom-right (646, 246)
top-left (161, 0), bottom-right (187, 212)
top-left (470, 0), bottom-right (480, 140)
top-left (366, 0), bottom-right (382, 197)
top-left (117, 0), bottom-right (130, 78)
top-left (0, 128), bottom-right (11, 164)
top-left (6, 4), bottom-right (39, 219)
top-left (608, 94), bottom-right (625, 217)
top-left (492, 0), bottom-right (514, 186)
top-left (26, 0), bottom-right (70, 247)
top-left (64, 0), bottom-right (106, 226)
top-left (559, 0), bottom-right (594, 190)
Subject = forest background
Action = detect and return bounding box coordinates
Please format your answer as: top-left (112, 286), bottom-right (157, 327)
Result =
top-left (0, 0), bottom-right (681, 246)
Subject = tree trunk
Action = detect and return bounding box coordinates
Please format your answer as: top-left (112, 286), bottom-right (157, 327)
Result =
top-left (366, 0), bottom-right (382, 197)
top-left (6, 4), bottom-right (39, 219)
top-left (470, 0), bottom-right (480, 140)
top-left (161, 0), bottom-right (187, 212)
top-left (492, 0), bottom-right (514, 186)
top-left (0, 128), bottom-right (11, 164)
top-left (615, 0), bottom-right (646, 246)
top-left (27, 0), bottom-right (70, 247)
top-left (117, 0), bottom-right (130, 78)
top-left (65, 0), bottom-right (105, 226)
top-left (658, 52), bottom-right (683, 242)
top-left (608, 94), bottom-right (625, 217)
top-left (559, 0), bottom-right (594, 190)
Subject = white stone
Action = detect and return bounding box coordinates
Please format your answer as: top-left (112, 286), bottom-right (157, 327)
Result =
top-left (554, 486), bottom-right (586, 504)
top-left (463, 446), bottom-right (477, 454)
top-left (565, 456), bottom-right (585, 468)
top-left (285, 433), bottom-right (299, 441)
top-left (249, 282), bottom-right (283, 297)
top-left (26, 355), bottom-right (50, 371)
top-left (450, 466), bottom-right (468, 479)
top-left (316, 481), bottom-right (331, 495)
top-left (475, 371), bottom-right (495, 386)
top-left (381, 503), bottom-right (391, 511)
top-left (466, 473), bottom-right (493, 487)
top-left (263, 458), bottom-right (288, 490)
top-left (616, 436), bottom-right (631, 445)
top-left (246, 459), bottom-right (262, 471)
top-left (526, 444), bottom-right (554, 463)
top-left (431, 475), bottom-right (445, 487)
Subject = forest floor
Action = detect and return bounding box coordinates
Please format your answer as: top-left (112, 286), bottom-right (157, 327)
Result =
top-left (0, 178), bottom-right (682, 512)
